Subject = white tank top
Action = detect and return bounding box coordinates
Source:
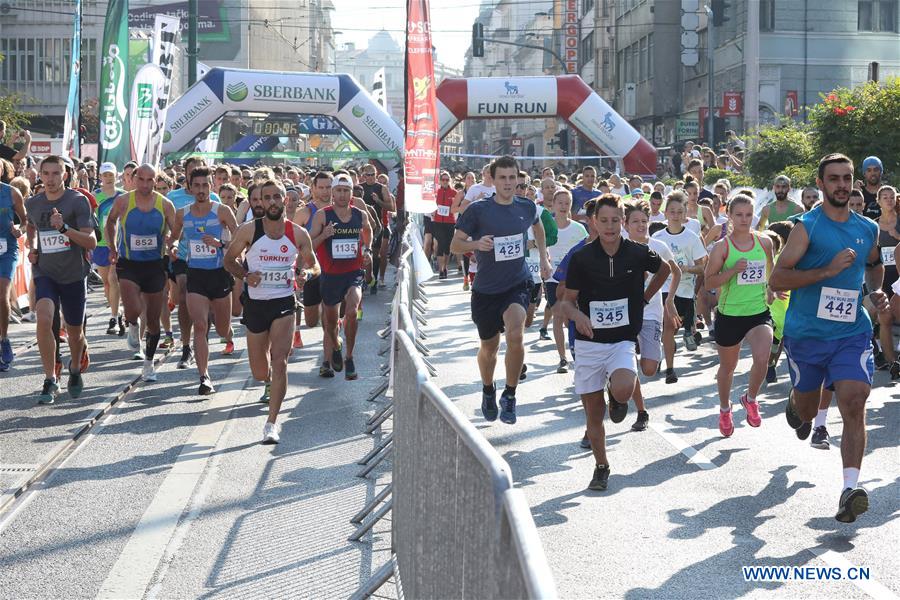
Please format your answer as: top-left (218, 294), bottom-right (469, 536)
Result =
top-left (245, 220), bottom-right (299, 301)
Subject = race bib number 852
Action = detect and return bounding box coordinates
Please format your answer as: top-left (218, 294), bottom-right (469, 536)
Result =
top-left (130, 234), bottom-right (158, 252)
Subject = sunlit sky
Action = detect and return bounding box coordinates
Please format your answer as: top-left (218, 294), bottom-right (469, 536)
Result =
top-left (329, 0), bottom-right (483, 70)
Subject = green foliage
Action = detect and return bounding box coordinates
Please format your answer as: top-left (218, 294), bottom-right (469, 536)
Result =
top-left (743, 120), bottom-right (816, 188)
top-left (0, 54), bottom-right (33, 133)
top-left (807, 78), bottom-right (900, 179)
top-left (703, 168), bottom-right (753, 188)
top-left (781, 164), bottom-right (818, 188)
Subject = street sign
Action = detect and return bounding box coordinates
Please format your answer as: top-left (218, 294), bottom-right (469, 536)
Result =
top-left (676, 119), bottom-right (699, 140)
top-left (510, 136), bottom-right (522, 148)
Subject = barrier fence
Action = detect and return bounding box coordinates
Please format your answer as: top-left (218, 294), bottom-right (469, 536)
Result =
top-left (350, 219), bottom-right (557, 599)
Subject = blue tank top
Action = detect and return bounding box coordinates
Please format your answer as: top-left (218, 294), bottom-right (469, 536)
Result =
top-left (0, 183), bottom-right (17, 258)
top-left (784, 206), bottom-right (878, 340)
top-left (183, 203), bottom-right (225, 270)
top-left (119, 191), bottom-right (166, 261)
top-left (304, 201), bottom-right (319, 232)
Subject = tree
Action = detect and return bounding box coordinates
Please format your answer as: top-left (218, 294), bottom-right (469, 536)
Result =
top-left (80, 98), bottom-right (100, 144)
top-left (808, 78), bottom-right (900, 179)
top-left (742, 120), bottom-right (816, 188)
top-left (0, 55), bottom-right (34, 135)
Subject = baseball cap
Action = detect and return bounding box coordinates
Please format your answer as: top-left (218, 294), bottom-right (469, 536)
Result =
top-left (99, 162), bottom-right (117, 175)
top-left (332, 174), bottom-right (353, 189)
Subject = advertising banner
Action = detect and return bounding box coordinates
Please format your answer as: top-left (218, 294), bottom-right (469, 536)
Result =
top-left (98, 0), bottom-right (131, 166)
top-left (372, 67), bottom-right (387, 110)
top-left (222, 71), bottom-right (340, 115)
top-left (62, 0), bottom-right (82, 158)
top-left (404, 0), bottom-right (440, 213)
top-left (466, 77), bottom-right (558, 118)
top-left (563, 0), bottom-right (579, 74)
top-left (147, 14), bottom-right (180, 166)
top-left (566, 92), bottom-right (640, 160)
top-left (161, 79), bottom-right (225, 154)
top-left (130, 64), bottom-right (165, 164)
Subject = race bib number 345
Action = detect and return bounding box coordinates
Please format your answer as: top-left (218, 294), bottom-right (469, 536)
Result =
top-left (589, 299), bottom-right (630, 329)
top-left (816, 287), bottom-right (857, 323)
top-left (493, 234), bottom-right (524, 262)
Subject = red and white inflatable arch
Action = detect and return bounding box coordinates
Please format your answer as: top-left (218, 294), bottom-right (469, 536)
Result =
top-left (436, 75), bottom-right (657, 175)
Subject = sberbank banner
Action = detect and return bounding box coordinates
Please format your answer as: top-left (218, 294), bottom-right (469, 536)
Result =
top-left (98, 0), bottom-right (131, 166)
top-left (221, 71), bottom-right (340, 114)
top-left (161, 71), bottom-right (225, 155)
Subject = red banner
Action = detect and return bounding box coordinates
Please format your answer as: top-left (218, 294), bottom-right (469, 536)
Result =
top-left (404, 0), bottom-right (439, 213)
top-left (785, 90), bottom-right (799, 116)
top-left (722, 91), bottom-right (743, 117)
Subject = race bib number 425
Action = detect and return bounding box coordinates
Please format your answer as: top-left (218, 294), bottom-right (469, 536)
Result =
top-left (738, 260), bottom-right (766, 285)
top-left (493, 234), bottom-right (524, 262)
top-left (39, 230), bottom-right (69, 254)
top-left (589, 299), bottom-right (630, 329)
top-left (816, 287), bottom-right (857, 323)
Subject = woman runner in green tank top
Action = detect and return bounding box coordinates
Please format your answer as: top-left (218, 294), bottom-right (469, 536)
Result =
top-left (703, 194), bottom-right (778, 438)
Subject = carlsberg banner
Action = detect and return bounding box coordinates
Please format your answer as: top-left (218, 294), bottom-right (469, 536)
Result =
top-left (98, 0), bottom-right (130, 166)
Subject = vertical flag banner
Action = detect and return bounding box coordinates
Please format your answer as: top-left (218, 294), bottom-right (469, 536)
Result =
top-left (404, 0), bottom-right (439, 213)
top-left (148, 14), bottom-right (180, 166)
top-left (63, 0), bottom-right (82, 158)
top-left (372, 67), bottom-right (387, 109)
top-left (130, 64), bottom-right (165, 164)
top-left (98, 0), bottom-right (130, 166)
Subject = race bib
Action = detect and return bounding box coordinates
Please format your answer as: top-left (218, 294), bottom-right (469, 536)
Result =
top-left (738, 260), bottom-right (766, 286)
top-left (0, 239), bottom-right (7, 254)
top-left (260, 268), bottom-right (293, 287)
top-left (332, 238), bottom-right (359, 260)
top-left (816, 287), bottom-right (857, 323)
top-left (494, 234), bottom-right (524, 262)
top-left (589, 299), bottom-right (630, 329)
top-left (436, 205), bottom-right (450, 217)
top-left (39, 230), bottom-right (69, 254)
top-left (525, 257), bottom-right (541, 283)
top-left (190, 240), bottom-right (217, 259)
top-left (130, 234), bottom-right (158, 252)
top-left (881, 246), bottom-right (896, 267)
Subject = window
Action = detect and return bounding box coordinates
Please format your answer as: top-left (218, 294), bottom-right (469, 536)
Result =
top-left (631, 42), bottom-right (639, 82)
top-left (584, 0), bottom-right (594, 15)
top-left (581, 31), bottom-right (594, 63)
top-left (83, 38), bottom-right (98, 84)
top-left (859, 0), bottom-right (898, 31)
top-left (602, 48), bottom-right (611, 87)
top-left (639, 36), bottom-right (648, 81)
top-left (602, 0), bottom-right (610, 18)
top-left (648, 33), bottom-right (654, 78)
top-left (760, 0), bottom-right (776, 31)
top-left (617, 49), bottom-right (624, 89)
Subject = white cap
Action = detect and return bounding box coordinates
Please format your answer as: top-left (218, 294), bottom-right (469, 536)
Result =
top-left (331, 174), bottom-right (353, 189)
top-left (99, 162), bottom-right (117, 174)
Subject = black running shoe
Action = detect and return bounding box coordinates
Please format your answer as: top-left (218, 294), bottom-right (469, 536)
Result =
top-left (665, 368), bottom-right (678, 384)
top-left (67, 370), bottom-right (84, 399)
top-left (538, 327), bottom-right (550, 341)
top-left (481, 386), bottom-right (498, 421)
top-left (198, 376), bottom-right (214, 395)
top-left (796, 420), bottom-right (812, 440)
top-left (499, 392), bottom-right (517, 424)
top-left (693, 331), bottom-right (703, 345)
top-left (345, 358), bottom-right (358, 380)
top-left (785, 392), bottom-right (804, 430)
top-left (874, 350), bottom-right (888, 370)
top-left (835, 487), bottom-right (869, 523)
top-left (117, 315), bottom-right (126, 337)
top-left (519, 363), bottom-right (527, 381)
top-left (332, 347), bottom-right (344, 372)
top-left (579, 432), bottom-right (591, 449)
top-left (319, 362), bottom-right (335, 378)
top-left (810, 425), bottom-right (830, 449)
top-left (766, 364), bottom-right (777, 383)
top-left (556, 359), bottom-right (568, 374)
top-left (608, 388), bottom-right (628, 424)
top-left (588, 464), bottom-right (610, 491)
top-left (177, 346), bottom-right (193, 369)
top-left (631, 410), bottom-right (649, 431)
top-left (890, 361), bottom-right (900, 380)
top-left (106, 318), bottom-right (117, 335)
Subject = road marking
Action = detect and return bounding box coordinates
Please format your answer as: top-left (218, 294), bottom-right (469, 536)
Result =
top-left (96, 360), bottom-right (252, 600)
top-left (809, 547), bottom-right (899, 600)
top-left (649, 422), bottom-right (716, 470)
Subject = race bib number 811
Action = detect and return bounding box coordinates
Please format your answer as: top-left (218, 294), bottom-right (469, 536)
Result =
top-left (816, 287), bottom-right (857, 323)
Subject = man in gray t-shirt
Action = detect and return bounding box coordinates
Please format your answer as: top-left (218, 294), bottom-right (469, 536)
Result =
top-left (25, 156), bottom-right (97, 404)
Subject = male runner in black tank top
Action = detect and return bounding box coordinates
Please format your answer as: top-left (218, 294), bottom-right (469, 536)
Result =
top-left (360, 165), bottom-right (394, 294)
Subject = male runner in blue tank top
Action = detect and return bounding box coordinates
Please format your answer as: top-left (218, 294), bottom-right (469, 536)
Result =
top-left (770, 153), bottom-right (888, 523)
top-left (0, 178), bottom-right (26, 371)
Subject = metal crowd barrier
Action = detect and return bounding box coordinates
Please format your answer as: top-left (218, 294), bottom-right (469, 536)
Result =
top-left (350, 219), bottom-right (557, 599)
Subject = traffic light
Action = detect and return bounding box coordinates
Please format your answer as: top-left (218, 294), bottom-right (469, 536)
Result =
top-left (472, 22), bottom-right (484, 58)
top-left (554, 129), bottom-right (569, 155)
top-left (710, 0), bottom-right (730, 27)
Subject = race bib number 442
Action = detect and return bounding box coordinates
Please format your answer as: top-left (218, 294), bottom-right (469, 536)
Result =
top-left (589, 299), bottom-right (630, 329)
top-left (494, 234), bottom-right (524, 262)
top-left (816, 287), bottom-right (857, 323)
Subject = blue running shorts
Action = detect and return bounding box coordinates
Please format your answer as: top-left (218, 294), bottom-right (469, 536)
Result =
top-left (784, 332), bottom-right (874, 392)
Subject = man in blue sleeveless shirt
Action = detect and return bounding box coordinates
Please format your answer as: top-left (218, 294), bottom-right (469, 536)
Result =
top-left (770, 153), bottom-right (888, 523)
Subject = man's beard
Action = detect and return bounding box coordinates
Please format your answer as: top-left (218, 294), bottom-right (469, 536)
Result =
top-left (265, 206), bottom-right (284, 221)
top-left (825, 191), bottom-right (849, 207)
top-left (251, 205), bottom-right (266, 218)
top-left (867, 174), bottom-right (881, 187)
top-left (775, 191), bottom-right (787, 201)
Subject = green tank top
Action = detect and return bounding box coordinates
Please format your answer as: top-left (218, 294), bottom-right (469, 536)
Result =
top-left (719, 233), bottom-right (768, 316)
top-left (767, 200), bottom-right (802, 224)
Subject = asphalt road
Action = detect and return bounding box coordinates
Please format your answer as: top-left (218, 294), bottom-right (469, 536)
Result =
top-left (420, 272), bottom-right (899, 600)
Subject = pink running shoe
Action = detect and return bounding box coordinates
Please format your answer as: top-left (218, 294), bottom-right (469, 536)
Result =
top-left (718, 409), bottom-right (735, 437)
top-left (740, 393), bottom-right (762, 427)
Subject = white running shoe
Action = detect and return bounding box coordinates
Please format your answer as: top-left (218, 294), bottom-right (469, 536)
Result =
top-left (262, 421), bottom-right (281, 444)
top-left (142, 360), bottom-right (157, 382)
top-left (126, 322), bottom-right (141, 350)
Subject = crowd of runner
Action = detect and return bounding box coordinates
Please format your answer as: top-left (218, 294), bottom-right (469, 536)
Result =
top-left (0, 121), bottom-right (894, 523)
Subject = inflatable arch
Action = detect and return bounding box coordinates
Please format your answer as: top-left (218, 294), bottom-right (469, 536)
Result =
top-left (160, 68), bottom-right (403, 171)
top-left (437, 76), bottom-right (658, 175)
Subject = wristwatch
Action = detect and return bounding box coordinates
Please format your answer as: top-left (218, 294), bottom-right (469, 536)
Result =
top-left (58, 223), bottom-right (69, 234)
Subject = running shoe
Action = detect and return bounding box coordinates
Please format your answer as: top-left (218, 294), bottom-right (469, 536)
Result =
top-left (556, 359), bottom-right (568, 374)
top-left (142, 360), bottom-right (157, 382)
top-left (258, 382), bottom-right (271, 403)
top-left (38, 379), bottom-right (59, 404)
top-left (132, 350), bottom-right (146, 361)
top-left (292, 330), bottom-right (304, 350)
top-left (579, 432), bottom-right (591, 449)
top-left (693, 331), bottom-right (703, 346)
top-left (631, 410), bottom-right (649, 432)
top-left (80, 345), bottom-right (90, 373)
top-left (177, 346), bottom-right (193, 369)
top-left (683, 333), bottom-right (698, 351)
top-left (784, 392), bottom-right (806, 433)
top-left (463, 278), bottom-right (470, 291)
top-left (481, 386), bottom-right (498, 422)
top-left (765, 364), bottom-right (777, 383)
top-left (588, 464), bottom-right (610, 491)
top-left (22, 310), bottom-right (36, 323)
top-left (835, 487), bottom-right (869, 523)
top-left (519, 363), bottom-right (527, 381)
top-left (438, 270), bottom-right (447, 280)
top-left (796, 420), bottom-right (812, 440)
top-left (873, 350), bottom-right (888, 370)
top-left (0, 360), bottom-right (8, 372)
top-left (739, 393), bottom-right (762, 427)
top-left (198, 375), bottom-right (215, 395)
top-left (159, 333), bottom-right (175, 349)
top-left (810, 425), bottom-right (830, 449)
top-left (59, 327), bottom-right (67, 340)
top-left (67, 367), bottom-right (84, 399)
top-left (0, 338), bottom-right (12, 366)
top-left (665, 368), bottom-right (678, 384)
top-left (695, 318), bottom-right (705, 330)
top-left (126, 322), bottom-right (140, 350)
top-left (499, 392), bottom-right (517, 424)
top-left (319, 362), bottom-right (335, 378)
top-left (117, 315), bottom-right (126, 337)
top-left (608, 392), bottom-right (628, 424)
top-left (539, 327), bottom-right (551, 341)
top-left (106, 317), bottom-right (118, 335)
top-left (718, 409), bottom-right (735, 437)
top-left (332, 347), bottom-right (344, 372)
top-left (223, 340), bottom-right (235, 355)
top-left (262, 421), bottom-right (281, 445)
top-left (890, 360), bottom-right (900, 380)
top-left (345, 358), bottom-right (358, 380)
